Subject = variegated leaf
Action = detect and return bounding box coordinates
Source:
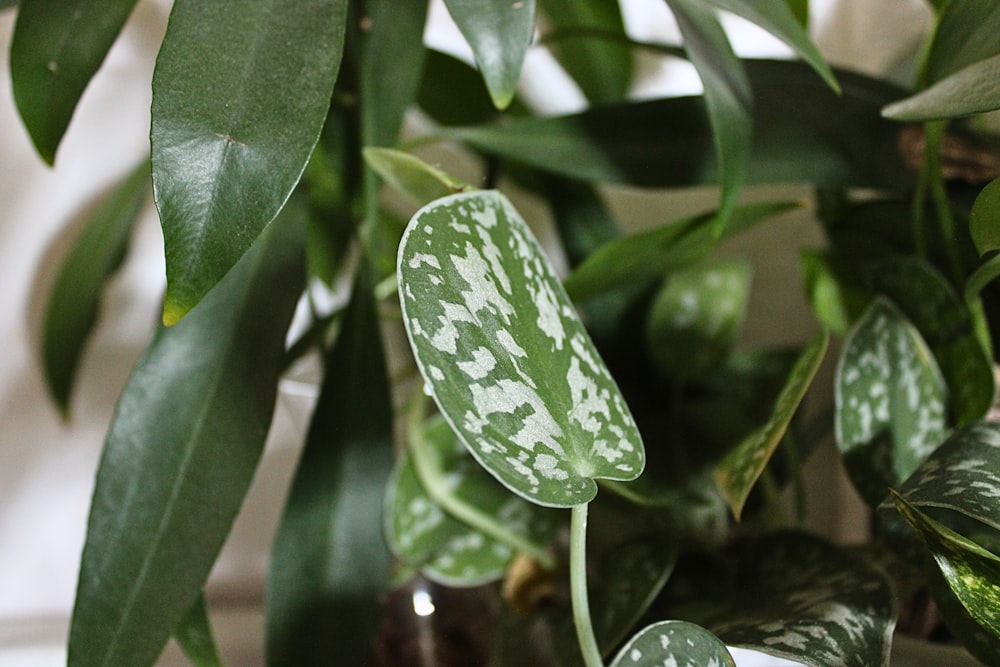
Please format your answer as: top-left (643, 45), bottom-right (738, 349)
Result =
top-left (397, 191), bottom-right (645, 507)
top-left (835, 298), bottom-right (949, 506)
top-left (609, 620), bottom-right (735, 667)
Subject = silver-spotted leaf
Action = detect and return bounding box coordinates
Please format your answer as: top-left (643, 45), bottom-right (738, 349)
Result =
top-left (609, 620), bottom-right (735, 667)
top-left (397, 191), bottom-right (645, 507)
top-left (835, 298), bottom-right (949, 506)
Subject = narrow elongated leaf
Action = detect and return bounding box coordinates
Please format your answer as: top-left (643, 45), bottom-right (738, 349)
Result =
top-left (665, 0), bottom-right (752, 228)
top-left (892, 492), bottom-right (1000, 640)
top-left (784, 0), bottom-right (808, 27)
top-left (363, 148), bottom-right (472, 207)
top-left (923, 1), bottom-right (1000, 84)
top-left (41, 160), bottom-right (149, 416)
top-left (173, 594), bottom-right (222, 667)
top-left (397, 191), bottom-right (644, 507)
top-left (151, 0), bottom-right (345, 324)
top-left (610, 620), bottom-right (734, 667)
top-left (715, 331), bottom-right (827, 520)
top-left (418, 48), bottom-right (500, 127)
top-left (444, 60), bottom-right (909, 191)
top-left (970, 176), bottom-right (1000, 256)
top-left (10, 0), bottom-right (139, 163)
top-left (68, 206), bottom-right (306, 667)
top-left (835, 298), bottom-right (949, 506)
top-left (884, 53), bottom-right (1000, 121)
top-left (267, 262), bottom-right (394, 667)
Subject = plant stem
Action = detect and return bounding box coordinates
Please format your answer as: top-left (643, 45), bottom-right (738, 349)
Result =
top-left (570, 503), bottom-right (604, 667)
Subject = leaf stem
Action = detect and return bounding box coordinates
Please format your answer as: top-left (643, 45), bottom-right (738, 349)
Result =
top-left (570, 503), bottom-right (604, 667)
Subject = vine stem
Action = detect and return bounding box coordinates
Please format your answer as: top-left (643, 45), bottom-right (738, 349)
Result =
top-left (570, 503), bottom-right (604, 667)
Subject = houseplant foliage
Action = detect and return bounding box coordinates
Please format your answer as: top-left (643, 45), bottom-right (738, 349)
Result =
top-left (9, 0), bottom-right (1000, 664)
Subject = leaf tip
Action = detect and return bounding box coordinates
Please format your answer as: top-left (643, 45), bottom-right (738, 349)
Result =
top-left (162, 300), bottom-right (188, 327)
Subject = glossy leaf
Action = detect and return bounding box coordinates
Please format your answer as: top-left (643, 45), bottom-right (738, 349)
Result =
top-left (10, 0), bottom-right (139, 163)
top-left (970, 176), bottom-right (1000, 256)
top-left (835, 298), bottom-right (949, 506)
top-left (539, 0), bottom-right (633, 104)
top-left (267, 262), bottom-right (394, 667)
top-left (799, 250), bottom-right (869, 335)
top-left (397, 190), bottom-right (644, 507)
top-left (922, 1), bottom-right (1000, 84)
top-left (645, 260), bottom-right (752, 379)
top-left (444, 60), bottom-right (909, 191)
top-left (363, 148), bottom-right (472, 207)
top-left (884, 53), bottom-right (1000, 121)
top-left (892, 493), bottom-right (1000, 641)
top-left (610, 620), bottom-right (734, 667)
top-left (665, 0), bottom-right (752, 228)
top-left (41, 160), bottom-right (149, 416)
top-left (565, 201), bottom-right (799, 302)
top-left (715, 331), bottom-right (828, 520)
top-left (68, 205), bottom-right (306, 667)
top-left (173, 594), bottom-right (222, 667)
top-left (442, 0), bottom-right (536, 109)
top-left (418, 49), bottom-right (500, 127)
top-left (151, 0), bottom-right (345, 324)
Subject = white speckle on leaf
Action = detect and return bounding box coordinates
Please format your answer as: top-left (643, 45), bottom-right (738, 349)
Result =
top-left (409, 253), bottom-right (441, 270)
top-left (458, 347), bottom-right (497, 379)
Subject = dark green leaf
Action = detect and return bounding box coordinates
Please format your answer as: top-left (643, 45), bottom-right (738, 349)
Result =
top-left (922, 1), bottom-right (1000, 84)
top-left (715, 331), bottom-right (828, 520)
top-left (835, 298), bottom-right (949, 506)
top-left (799, 250), bottom-right (869, 335)
top-left (397, 191), bottom-right (645, 507)
top-left (923, 554), bottom-right (1000, 665)
top-left (542, 176), bottom-right (621, 268)
top-left (538, 0), bottom-right (633, 104)
top-left (151, 0), bottom-right (345, 323)
top-left (10, 0), bottom-right (139, 163)
top-left (884, 53), bottom-right (1000, 121)
top-left (664, 0), bottom-right (752, 228)
top-left (966, 253), bottom-right (1000, 304)
top-left (442, 0), bottom-right (536, 109)
top-left (970, 176), bottom-right (1000, 256)
top-left (610, 620), bottom-right (734, 667)
top-left (444, 60), bottom-right (909, 191)
top-left (172, 594), bottom-right (222, 667)
top-left (68, 205), bottom-right (306, 667)
top-left (0, 1), bottom-right (19, 9)
top-left (266, 261), bottom-right (394, 667)
top-left (41, 160), bottom-right (149, 416)
top-left (784, 0), bottom-right (808, 28)
top-left (418, 49), bottom-right (500, 127)
top-left (363, 147), bottom-right (473, 207)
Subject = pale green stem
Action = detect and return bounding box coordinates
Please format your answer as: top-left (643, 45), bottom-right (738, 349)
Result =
top-left (571, 503), bottom-right (604, 667)
top-left (374, 272), bottom-right (398, 301)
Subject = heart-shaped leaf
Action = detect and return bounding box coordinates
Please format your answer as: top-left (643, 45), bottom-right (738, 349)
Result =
top-left (397, 190), bottom-right (644, 507)
top-left (970, 176), bottom-right (1000, 256)
top-left (835, 298), bottom-right (949, 506)
top-left (609, 620), bottom-right (735, 667)
top-left (883, 53), bottom-right (1000, 121)
top-left (151, 0), bottom-right (345, 323)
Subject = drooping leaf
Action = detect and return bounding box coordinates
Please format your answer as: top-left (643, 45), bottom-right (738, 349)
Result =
top-left (799, 250), bottom-right (870, 335)
top-left (922, 1), bottom-right (1000, 84)
top-left (442, 0), bottom-right (536, 109)
top-left (151, 0), bottom-right (345, 323)
top-left (610, 620), bottom-right (734, 667)
top-left (892, 492), bottom-right (1000, 641)
top-left (884, 53), bottom-right (1000, 121)
top-left (68, 204), bottom-right (306, 667)
top-left (564, 201), bottom-right (799, 302)
top-left (10, 0), bottom-right (139, 163)
top-left (41, 160), bottom-right (149, 416)
top-left (715, 331), bottom-right (828, 520)
top-left (970, 176), bottom-right (1000, 256)
top-left (266, 261), bottom-right (394, 667)
top-left (538, 0), bottom-right (633, 104)
top-left (363, 147), bottom-right (473, 207)
top-left (397, 190), bottom-right (645, 507)
top-left (417, 48), bottom-right (502, 127)
top-left (835, 298), bottom-right (949, 506)
top-left (664, 0), bottom-right (752, 228)
top-left (645, 260), bottom-right (753, 380)
top-left (172, 594), bottom-right (222, 667)
top-left (444, 60), bottom-right (909, 191)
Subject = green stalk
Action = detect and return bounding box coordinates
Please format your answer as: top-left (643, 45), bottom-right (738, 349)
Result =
top-left (571, 503), bottom-right (604, 667)
top-left (923, 121), bottom-right (964, 284)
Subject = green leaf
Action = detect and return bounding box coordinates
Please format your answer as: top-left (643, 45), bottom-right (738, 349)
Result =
top-left (664, 0), bottom-right (752, 228)
top-left (565, 200), bottom-right (799, 302)
top-left (610, 620), bottom-right (734, 667)
top-left (538, 0), bottom-right (633, 104)
top-left (799, 250), bottom-right (869, 335)
top-left (10, 0), bottom-right (139, 163)
top-left (835, 298), bottom-right (949, 506)
top-left (542, 176), bottom-right (621, 268)
top-left (922, 1), bottom-right (1000, 84)
top-left (892, 492), bottom-right (1000, 641)
top-left (884, 53), bottom-right (1000, 121)
top-left (68, 204), bottom-right (306, 667)
top-left (444, 60), bottom-right (909, 191)
top-left (923, 555), bottom-right (1000, 665)
top-left (418, 48), bottom-right (501, 127)
top-left (397, 190), bottom-right (645, 507)
top-left (442, 0), bottom-right (536, 109)
top-left (151, 0), bottom-right (345, 324)
top-left (41, 160), bottom-right (149, 416)
top-left (363, 147), bottom-right (473, 207)
top-left (645, 260), bottom-right (753, 379)
top-left (266, 261), bottom-right (394, 667)
top-left (702, 0), bottom-right (837, 92)
top-left (172, 594), bottom-right (222, 667)
top-left (715, 331), bottom-right (828, 520)
top-left (970, 176), bottom-right (1000, 256)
